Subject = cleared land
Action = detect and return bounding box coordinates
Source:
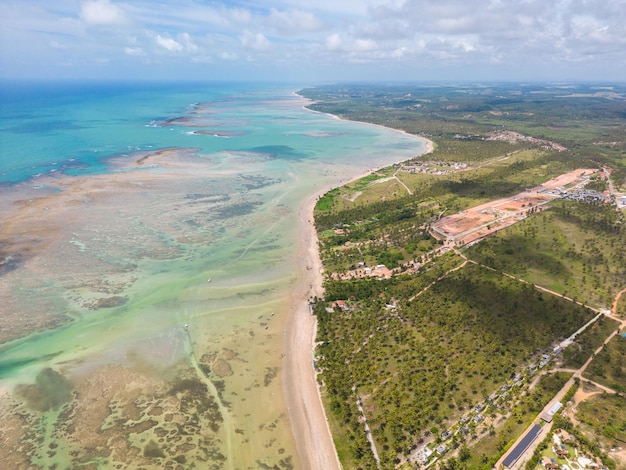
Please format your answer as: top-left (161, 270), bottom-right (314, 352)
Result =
top-left (432, 169), bottom-right (597, 246)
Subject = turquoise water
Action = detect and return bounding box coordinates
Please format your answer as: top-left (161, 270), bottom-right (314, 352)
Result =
top-left (0, 81), bottom-right (259, 182)
top-left (0, 81), bottom-right (418, 183)
top-left (0, 81), bottom-right (426, 467)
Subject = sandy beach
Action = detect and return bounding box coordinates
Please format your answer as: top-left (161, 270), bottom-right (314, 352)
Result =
top-left (282, 132), bottom-right (433, 469)
top-left (282, 188), bottom-right (340, 470)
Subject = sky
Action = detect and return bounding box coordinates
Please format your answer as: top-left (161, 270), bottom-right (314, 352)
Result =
top-left (1, 0), bottom-right (625, 82)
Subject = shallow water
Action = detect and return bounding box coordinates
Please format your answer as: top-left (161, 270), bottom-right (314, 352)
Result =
top-left (0, 82), bottom-right (426, 468)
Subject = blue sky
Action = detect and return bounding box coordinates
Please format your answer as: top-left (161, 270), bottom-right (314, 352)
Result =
top-left (1, 0), bottom-right (625, 82)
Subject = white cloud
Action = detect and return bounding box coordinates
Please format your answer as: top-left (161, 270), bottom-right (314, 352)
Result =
top-left (226, 7), bottom-right (253, 26)
top-left (155, 33), bottom-right (197, 53)
top-left (240, 32), bottom-right (270, 51)
top-left (326, 33), bottom-right (342, 51)
top-left (267, 0), bottom-right (398, 16)
top-left (1, 0), bottom-right (625, 81)
top-left (191, 55), bottom-right (213, 63)
top-left (124, 46), bottom-right (143, 56)
top-left (267, 8), bottom-right (324, 35)
top-left (434, 16), bottom-right (476, 34)
top-left (571, 15), bottom-right (611, 43)
top-left (220, 51), bottom-right (239, 61)
top-left (352, 38), bottom-right (378, 52)
top-left (156, 35), bottom-right (183, 52)
top-left (179, 32), bottom-right (198, 52)
top-left (324, 35), bottom-right (379, 55)
top-left (80, 0), bottom-right (128, 26)
top-left (390, 47), bottom-right (406, 58)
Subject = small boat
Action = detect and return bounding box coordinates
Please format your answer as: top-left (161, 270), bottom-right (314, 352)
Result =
top-left (207, 278), bottom-right (212, 284)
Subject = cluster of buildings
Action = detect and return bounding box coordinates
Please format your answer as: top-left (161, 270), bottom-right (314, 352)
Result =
top-left (400, 161), bottom-right (468, 176)
top-left (326, 300), bottom-right (354, 313)
top-left (540, 429), bottom-right (575, 468)
top-left (486, 130), bottom-right (568, 152)
top-left (325, 293), bottom-right (398, 314)
top-left (411, 442), bottom-right (449, 466)
top-left (329, 262), bottom-right (394, 281)
top-left (540, 429), bottom-right (607, 470)
top-left (407, 348), bottom-right (561, 468)
top-left (562, 189), bottom-right (608, 203)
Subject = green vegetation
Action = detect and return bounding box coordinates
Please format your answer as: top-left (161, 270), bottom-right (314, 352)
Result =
top-left (577, 393), bottom-right (626, 448)
top-left (300, 83), bottom-right (626, 187)
top-left (316, 195), bottom-right (440, 275)
top-left (314, 261), bottom-right (590, 468)
top-left (468, 200), bottom-right (625, 308)
top-left (617, 294), bottom-right (626, 318)
top-left (305, 83), bottom-right (626, 469)
top-left (561, 316), bottom-right (621, 368)
top-left (466, 373), bottom-right (571, 470)
top-left (583, 334), bottom-right (626, 393)
top-left (539, 413), bottom-right (621, 469)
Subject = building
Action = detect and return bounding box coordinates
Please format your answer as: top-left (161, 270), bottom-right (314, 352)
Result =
top-left (559, 429), bottom-right (575, 444)
top-left (541, 402), bottom-right (563, 423)
top-left (554, 444), bottom-right (569, 457)
top-left (503, 424), bottom-right (543, 468)
top-left (542, 456), bottom-right (559, 470)
top-left (435, 443), bottom-right (448, 455)
top-left (411, 445), bottom-right (433, 465)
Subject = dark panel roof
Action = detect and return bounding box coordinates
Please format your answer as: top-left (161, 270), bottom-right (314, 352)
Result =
top-left (503, 424), bottom-right (542, 468)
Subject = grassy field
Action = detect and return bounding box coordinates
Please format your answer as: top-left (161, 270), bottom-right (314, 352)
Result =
top-left (561, 316), bottom-right (621, 369)
top-left (466, 200), bottom-right (626, 309)
top-left (583, 334), bottom-right (626, 393)
top-left (577, 393), bottom-right (626, 448)
top-left (299, 83), bottom-right (626, 187)
top-left (321, 387), bottom-right (371, 470)
top-left (617, 294), bottom-right (626, 318)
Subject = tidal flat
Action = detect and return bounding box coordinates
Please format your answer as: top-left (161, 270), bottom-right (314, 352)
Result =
top-left (0, 86), bottom-right (428, 469)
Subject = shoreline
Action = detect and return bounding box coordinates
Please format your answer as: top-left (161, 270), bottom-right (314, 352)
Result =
top-left (282, 187), bottom-right (339, 470)
top-left (293, 90), bottom-right (435, 156)
top-left (0, 87), bottom-right (433, 468)
top-left (284, 92), bottom-right (434, 469)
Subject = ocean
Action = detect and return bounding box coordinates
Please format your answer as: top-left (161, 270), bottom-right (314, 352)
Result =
top-left (0, 81), bottom-right (426, 468)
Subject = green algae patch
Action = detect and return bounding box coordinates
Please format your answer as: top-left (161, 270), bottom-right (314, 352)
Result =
top-left (143, 439), bottom-right (165, 459)
top-left (16, 368), bottom-right (73, 412)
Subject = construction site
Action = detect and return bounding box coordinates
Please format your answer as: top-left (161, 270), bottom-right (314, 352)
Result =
top-left (431, 169), bottom-right (599, 247)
